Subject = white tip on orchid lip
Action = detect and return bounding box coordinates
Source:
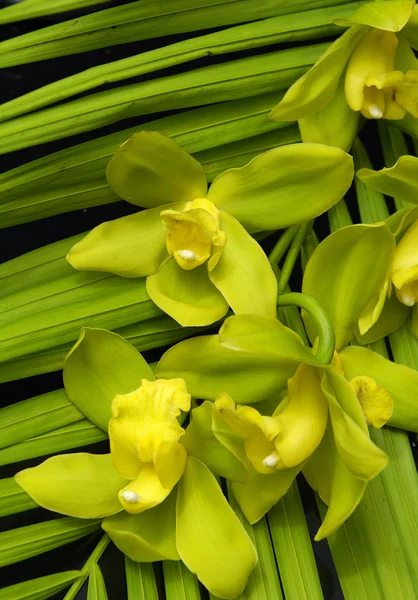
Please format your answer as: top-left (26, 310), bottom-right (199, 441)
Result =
top-left (121, 491), bottom-right (140, 503)
top-left (262, 454), bottom-right (278, 468)
top-left (178, 249), bottom-right (197, 261)
top-left (400, 294), bottom-right (416, 307)
top-left (368, 105), bottom-right (383, 119)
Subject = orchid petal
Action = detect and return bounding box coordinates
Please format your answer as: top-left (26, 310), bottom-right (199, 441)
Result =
top-left (208, 212), bottom-right (277, 318)
top-left (103, 490), bottom-right (179, 562)
top-left (181, 401), bottom-right (250, 483)
top-left (64, 328), bottom-right (154, 431)
top-left (146, 258), bottom-right (228, 327)
top-left (15, 453), bottom-right (127, 518)
top-left (357, 155), bottom-right (418, 205)
top-left (322, 371), bottom-right (388, 480)
top-left (207, 144), bottom-right (354, 231)
top-left (176, 457), bottom-right (257, 599)
top-left (67, 205), bottom-right (179, 277)
top-left (334, 0), bottom-right (415, 32)
top-left (232, 467), bottom-right (300, 525)
top-left (302, 224), bottom-right (395, 350)
top-left (106, 131), bottom-right (207, 208)
top-left (270, 26), bottom-right (366, 121)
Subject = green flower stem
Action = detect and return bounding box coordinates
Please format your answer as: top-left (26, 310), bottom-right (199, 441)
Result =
top-left (277, 292), bottom-right (335, 364)
top-left (64, 533), bottom-right (110, 600)
top-left (268, 226), bottom-right (298, 277)
top-left (277, 221), bottom-right (312, 293)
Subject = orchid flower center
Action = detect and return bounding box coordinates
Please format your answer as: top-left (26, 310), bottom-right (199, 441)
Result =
top-left (345, 29), bottom-right (418, 121)
top-left (160, 198), bottom-right (227, 271)
top-left (109, 378), bottom-right (191, 513)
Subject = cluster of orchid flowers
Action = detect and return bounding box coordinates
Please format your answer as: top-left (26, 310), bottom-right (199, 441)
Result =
top-left (15, 1), bottom-right (418, 598)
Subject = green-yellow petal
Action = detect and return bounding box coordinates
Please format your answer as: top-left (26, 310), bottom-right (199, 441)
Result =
top-left (67, 205), bottom-right (177, 277)
top-left (208, 212), bottom-right (277, 318)
top-left (181, 401), bottom-right (250, 483)
top-left (335, 0), bottom-right (415, 32)
top-left (357, 280), bottom-right (389, 336)
top-left (270, 26), bottom-right (366, 121)
top-left (322, 371), bottom-right (388, 480)
top-left (302, 224), bottom-right (396, 350)
top-left (231, 467), bottom-right (300, 525)
top-left (176, 456), bottom-right (257, 599)
top-left (354, 290), bottom-right (410, 345)
top-left (15, 453), bottom-right (127, 518)
top-left (106, 131), bottom-right (207, 208)
top-left (298, 75), bottom-right (361, 151)
top-left (403, 4), bottom-right (418, 50)
top-left (103, 490), bottom-right (179, 562)
top-left (311, 428), bottom-right (367, 540)
top-left (357, 155), bottom-right (418, 205)
top-left (146, 257), bottom-right (228, 327)
top-left (273, 363), bottom-right (328, 469)
top-left (219, 314), bottom-right (324, 367)
top-left (207, 144), bottom-right (354, 232)
top-left (303, 429), bottom-right (332, 505)
top-left (63, 328), bottom-right (155, 431)
top-left (156, 328), bottom-right (306, 405)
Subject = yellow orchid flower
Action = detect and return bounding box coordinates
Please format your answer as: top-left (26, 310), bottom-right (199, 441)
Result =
top-left (15, 329), bottom-right (257, 599)
top-left (345, 28), bottom-right (418, 120)
top-left (17, 377), bottom-right (191, 516)
top-left (270, 0), bottom-right (418, 149)
top-left (66, 131), bottom-right (353, 326)
top-left (157, 314), bottom-right (406, 535)
top-left (214, 363), bottom-right (328, 474)
top-left (355, 155), bottom-right (418, 335)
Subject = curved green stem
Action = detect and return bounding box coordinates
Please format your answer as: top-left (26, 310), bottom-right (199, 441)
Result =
top-left (277, 292), bottom-right (335, 364)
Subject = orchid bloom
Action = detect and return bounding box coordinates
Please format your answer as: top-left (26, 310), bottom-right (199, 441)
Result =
top-left (156, 312), bottom-right (418, 538)
top-left (14, 328), bottom-right (257, 600)
top-left (270, 0), bottom-right (418, 150)
top-left (66, 130), bottom-right (353, 326)
top-left (355, 154), bottom-right (418, 336)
